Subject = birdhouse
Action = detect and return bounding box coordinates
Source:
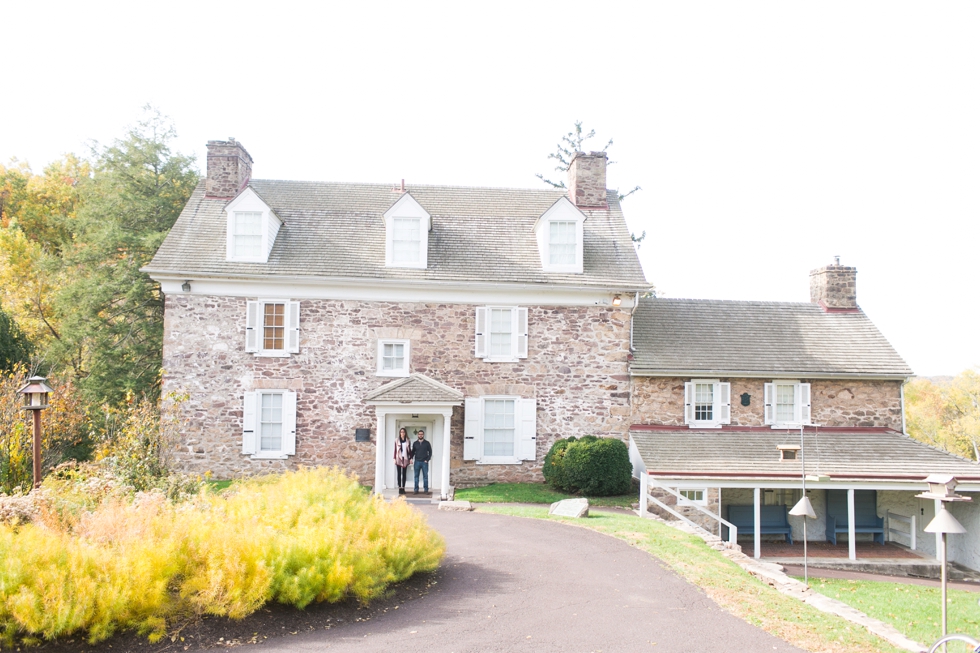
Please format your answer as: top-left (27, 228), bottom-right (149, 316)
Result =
top-left (915, 474), bottom-right (972, 502)
top-left (17, 376), bottom-right (52, 411)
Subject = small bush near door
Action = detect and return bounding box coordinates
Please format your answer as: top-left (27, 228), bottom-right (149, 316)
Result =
top-left (544, 436), bottom-right (632, 496)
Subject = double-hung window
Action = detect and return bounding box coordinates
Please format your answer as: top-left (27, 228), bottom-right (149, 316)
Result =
top-left (245, 300), bottom-right (301, 357)
top-left (377, 339), bottom-right (410, 377)
top-left (383, 194), bottom-right (430, 269)
top-left (549, 221), bottom-right (577, 266)
top-left (224, 188), bottom-right (282, 263)
top-left (764, 381), bottom-right (811, 426)
top-left (463, 396), bottom-right (537, 464)
top-left (233, 212), bottom-right (263, 258)
top-left (474, 306), bottom-right (529, 361)
top-left (242, 389), bottom-right (297, 458)
top-left (684, 380), bottom-right (731, 428)
top-left (391, 218), bottom-right (421, 264)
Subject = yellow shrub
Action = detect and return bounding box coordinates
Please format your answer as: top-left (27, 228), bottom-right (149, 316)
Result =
top-left (0, 467), bottom-right (444, 645)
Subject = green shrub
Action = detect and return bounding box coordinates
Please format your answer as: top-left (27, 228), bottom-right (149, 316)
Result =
top-left (542, 436), bottom-right (576, 491)
top-left (562, 437), bottom-right (632, 497)
top-left (0, 468), bottom-right (444, 645)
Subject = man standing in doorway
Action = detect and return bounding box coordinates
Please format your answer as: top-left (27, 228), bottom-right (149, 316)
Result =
top-left (412, 428), bottom-right (432, 495)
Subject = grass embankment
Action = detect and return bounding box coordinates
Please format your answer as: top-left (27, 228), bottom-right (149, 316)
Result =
top-left (0, 468), bottom-right (444, 646)
top-left (804, 577), bottom-right (980, 648)
top-left (479, 505), bottom-right (904, 653)
top-left (455, 482), bottom-right (635, 508)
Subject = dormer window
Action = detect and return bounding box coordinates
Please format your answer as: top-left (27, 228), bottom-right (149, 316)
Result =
top-left (384, 193), bottom-right (430, 269)
top-left (534, 196), bottom-right (585, 273)
top-left (224, 187), bottom-right (281, 263)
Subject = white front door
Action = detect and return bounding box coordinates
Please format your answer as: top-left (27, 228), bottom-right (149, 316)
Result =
top-left (387, 419), bottom-right (441, 492)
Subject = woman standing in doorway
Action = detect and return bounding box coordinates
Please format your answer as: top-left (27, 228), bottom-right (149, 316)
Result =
top-left (394, 427), bottom-right (413, 495)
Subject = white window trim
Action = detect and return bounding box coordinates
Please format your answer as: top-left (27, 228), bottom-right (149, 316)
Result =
top-left (684, 379), bottom-right (731, 429)
top-left (242, 389), bottom-right (297, 459)
top-left (475, 306), bottom-right (528, 362)
top-left (246, 299), bottom-right (300, 358)
top-left (463, 395), bottom-right (536, 465)
top-left (376, 339), bottom-right (411, 377)
top-left (383, 193), bottom-right (431, 269)
top-left (764, 380), bottom-right (812, 427)
top-left (534, 196), bottom-right (585, 274)
top-left (677, 488), bottom-right (708, 506)
top-left (224, 188), bottom-right (282, 263)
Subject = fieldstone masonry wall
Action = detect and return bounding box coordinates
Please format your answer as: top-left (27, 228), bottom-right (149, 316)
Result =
top-left (205, 139), bottom-right (253, 198)
top-left (809, 263), bottom-right (858, 310)
top-left (163, 294), bottom-right (632, 483)
top-left (568, 151), bottom-right (607, 208)
top-left (647, 486), bottom-right (722, 535)
top-left (631, 377), bottom-right (903, 430)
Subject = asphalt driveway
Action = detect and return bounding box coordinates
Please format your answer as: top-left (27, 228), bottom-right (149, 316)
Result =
top-left (258, 506), bottom-right (804, 653)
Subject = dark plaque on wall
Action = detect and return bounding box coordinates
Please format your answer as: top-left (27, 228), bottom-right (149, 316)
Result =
top-left (740, 393), bottom-right (751, 406)
top-left (354, 428), bottom-right (371, 442)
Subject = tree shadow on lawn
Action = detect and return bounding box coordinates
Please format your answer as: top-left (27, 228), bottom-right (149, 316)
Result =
top-left (34, 559), bottom-right (509, 653)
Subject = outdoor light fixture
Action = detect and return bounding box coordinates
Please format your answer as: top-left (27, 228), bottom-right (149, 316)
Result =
top-left (16, 376), bottom-right (53, 489)
top-left (182, 280), bottom-right (191, 293)
top-left (918, 474), bottom-right (971, 642)
top-left (612, 295), bottom-right (622, 307)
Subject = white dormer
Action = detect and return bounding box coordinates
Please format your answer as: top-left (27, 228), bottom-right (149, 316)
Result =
top-left (225, 187), bottom-right (282, 263)
top-left (383, 193), bottom-right (431, 269)
top-left (534, 196), bottom-right (586, 274)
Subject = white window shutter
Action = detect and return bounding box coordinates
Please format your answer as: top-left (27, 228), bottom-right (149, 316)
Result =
top-left (516, 307), bottom-right (529, 359)
top-left (282, 390), bottom-right (297, 455)
top-left (718, 382), bottom-right (732, 424)
top-left (245, 301), bottom-right (260, 352)
top-left (518, 398), bottom-right (537, 460)
top-left (799, 383), bottom-right (811, 425)
top-left (474, 307), bottom-right (488, 358)
top-left (242, 391), bottom-right (257, 454)
top-left (463, 397), bottom-right (481, 460)
top-left (684, 382), bottom-right (694, 425)
top-left (764, 383), bottom-right (775, 425)
top-left (286, 302), bottom-right (299, 354)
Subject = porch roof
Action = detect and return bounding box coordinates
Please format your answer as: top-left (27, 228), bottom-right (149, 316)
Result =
top-left (364, 373), bottom-right (463, 405)
top-left (630, 426), bottom-right (980, 483)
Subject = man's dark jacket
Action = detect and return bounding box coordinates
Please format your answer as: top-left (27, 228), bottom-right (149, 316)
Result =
top-left (412, 439), bottom-right (432, 463)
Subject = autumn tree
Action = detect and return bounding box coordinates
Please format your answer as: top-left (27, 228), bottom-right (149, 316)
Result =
top-left (906, 369), bottom-right (980, 461)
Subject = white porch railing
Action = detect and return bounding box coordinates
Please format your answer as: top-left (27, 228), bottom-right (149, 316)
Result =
top-left (885, 510), bottom-right (916, 550)
top-left (639, 474), bottom-right (738, 546)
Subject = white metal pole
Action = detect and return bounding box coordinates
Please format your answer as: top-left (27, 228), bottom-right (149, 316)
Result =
top-left (847, 488), bottom-right (857, 561)
top-left (754, 487), bottom-right (761, 559)
top-left (639, 473), bottom-right (648, 517)
top-left (941, 531), bottom-right (948, 641)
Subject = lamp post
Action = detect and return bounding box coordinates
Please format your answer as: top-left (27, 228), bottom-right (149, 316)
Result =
top-left (917, 474), bottom-right (971, 646)
top-left (789, 422), bottom-right (817, 585)
top-left (16, 376), bottom-right (52, 489)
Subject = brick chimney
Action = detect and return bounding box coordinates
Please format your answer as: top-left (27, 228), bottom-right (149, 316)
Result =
top-left (810, 258), bottom-right (858, 311)
top-left (568, 151), bottom-right (607, 208)
top-left (205, 139), bottom-right (253, 199)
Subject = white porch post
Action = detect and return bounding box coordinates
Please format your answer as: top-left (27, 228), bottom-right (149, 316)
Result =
top-left (440, 409), bottom-right (452, 500)
top-left (639, 473), bottom-right (648, 517)
top-left (847, 488), bottom-right (857, 561)
top-left (374, 410), bottom-right (386, 495)
top-left (753, 487), bottom-right (761, 559)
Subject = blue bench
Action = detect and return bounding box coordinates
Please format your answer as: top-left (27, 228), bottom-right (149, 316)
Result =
top-left (826, 490), bottom-right (884, 545)
top-left (726, 505), bottom-right (793, 544)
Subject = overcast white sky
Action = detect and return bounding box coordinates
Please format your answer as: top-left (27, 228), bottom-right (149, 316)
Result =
top-left (3, 2), bottom-right (978, 377)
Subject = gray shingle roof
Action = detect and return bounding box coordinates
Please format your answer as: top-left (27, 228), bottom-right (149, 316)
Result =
top-left (631, 428), bottom-right (980, 481)
top-left (631, 298), bottom-right (912, 378)
top-left (364, 374), bottom-right (464, 404)
top-left (145, 180), bottom-right (649, 289)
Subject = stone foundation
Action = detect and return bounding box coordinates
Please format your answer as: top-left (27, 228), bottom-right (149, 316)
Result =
top-left (163, 294), bottom-right (631, 483)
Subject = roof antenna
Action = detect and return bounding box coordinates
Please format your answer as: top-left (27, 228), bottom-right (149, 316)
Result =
top-left (834, 255), bottom-right (840, 265)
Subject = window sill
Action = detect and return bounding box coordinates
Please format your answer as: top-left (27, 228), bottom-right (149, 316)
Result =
top-left (686, 423), bottom-right (722, 429)
top-left (677, 501), bottom-right (709, 507)
top-left (376, 370), bottom-right (410, 378)
top-left (250, 453), bottom-right (289, 460)
top-left (770, 423), bottom-right (811, 429)
top-left (482, 358), bottom-right (520, 364)
top-left (475, 458), bottom-right (522, 465)
top-left (254, 351), bottom-right (292, 358)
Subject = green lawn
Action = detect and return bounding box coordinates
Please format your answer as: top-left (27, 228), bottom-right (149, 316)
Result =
top-left (206, 480), bottom-right (234, 491)
top-left (478, 505), bottom-right (904, 653)
top-left (804, 577), bottom-right (980, 649)
top-left (455, 482), bottom-right (635, 508)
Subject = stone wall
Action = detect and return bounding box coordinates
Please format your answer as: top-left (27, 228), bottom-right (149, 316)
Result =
top-left (163, 294), bottom-right (632, 484)
top-left (809, 263), bottom-right (858, 310)
top-left (568, 151), bottom-right (607, 208)
top-left (205, 139), bottom-right (252, 198)
top-left (647, 486), bottom-right (721, 535)
top-left (631, 377), bottom-right (903, 430)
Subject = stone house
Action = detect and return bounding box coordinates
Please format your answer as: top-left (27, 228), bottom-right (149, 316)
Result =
top-left (144, 140), bottom-right (648, 498)
top-left (627, 264), bottom-right (980, 570)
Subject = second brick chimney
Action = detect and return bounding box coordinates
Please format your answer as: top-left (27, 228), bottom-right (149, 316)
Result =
top-left (810, 258), bottom-right (858, 311)
top-left (568, 151), bottom-right (607, 209)
top-left (206, 139), bottom-right (253, 199)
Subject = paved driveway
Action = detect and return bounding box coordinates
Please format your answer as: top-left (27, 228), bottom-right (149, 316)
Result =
top-left (260, 506), bottom-right (804, 652)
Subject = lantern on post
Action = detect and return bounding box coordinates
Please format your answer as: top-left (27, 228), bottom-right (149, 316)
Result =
top-left (16, 376), bottom-right (52, 489)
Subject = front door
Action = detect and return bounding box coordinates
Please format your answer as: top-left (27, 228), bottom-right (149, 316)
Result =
top-left (388, 419), bottom-right (439, 493)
